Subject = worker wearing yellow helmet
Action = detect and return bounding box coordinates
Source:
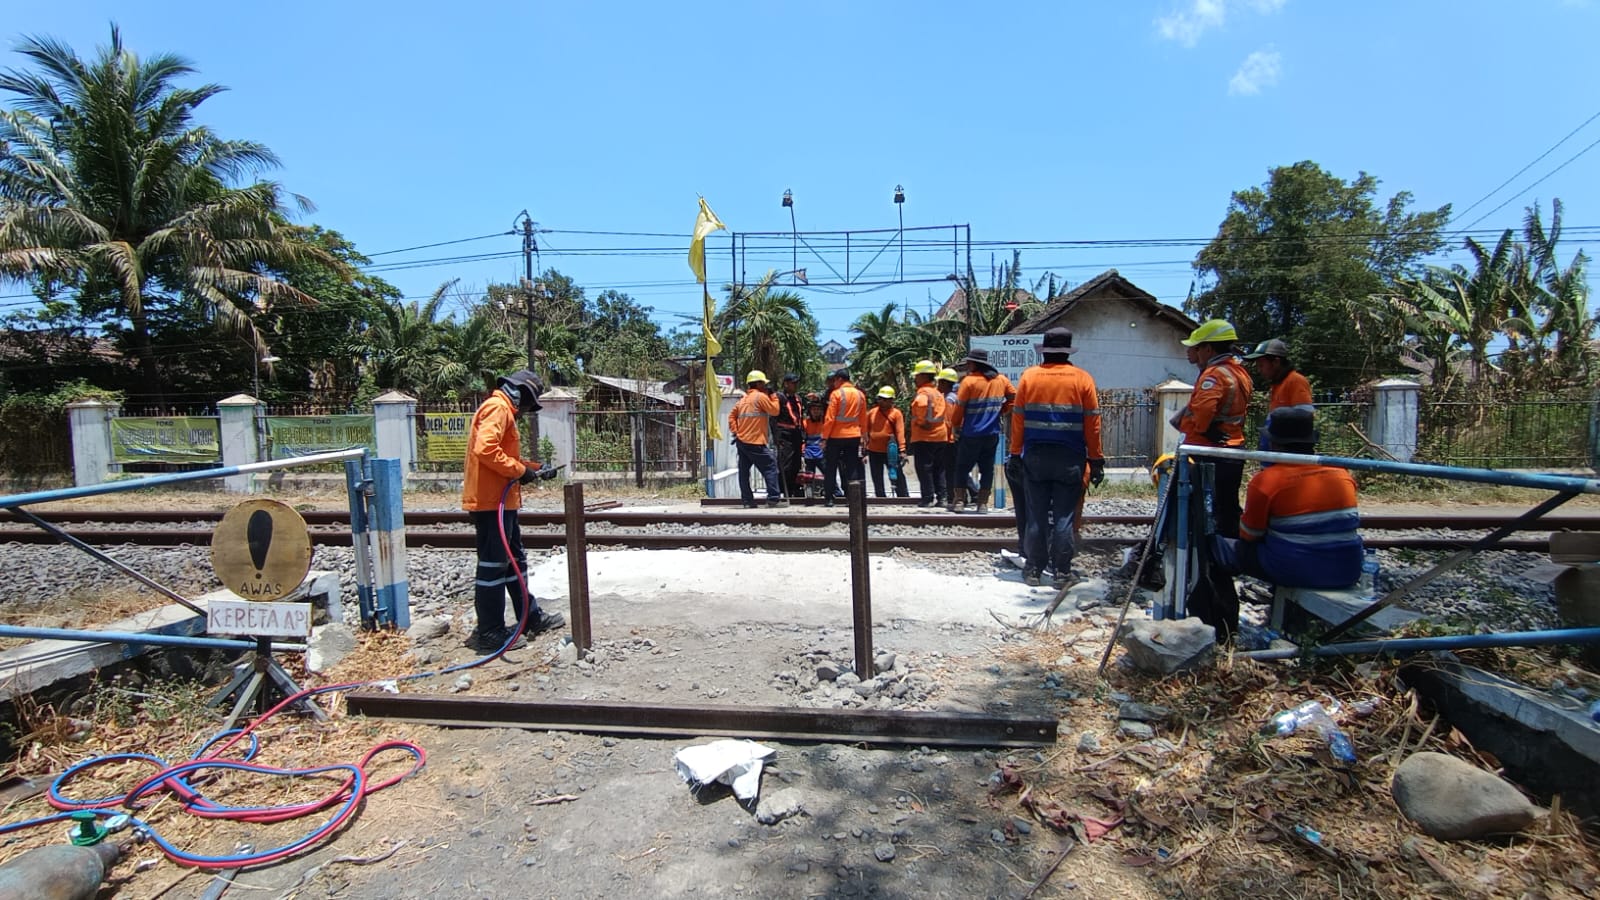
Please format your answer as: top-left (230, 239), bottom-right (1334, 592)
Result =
top-left (728, 370), bottom-right (787, 508)
top-left (1174, 318), bottom-right (1252, 536)
top-left (936, 366), bottom-right (965, 507)
top-left (908, 361), bottom-right (949, 507)
top-left (864, 385), bottom-right (909, 498)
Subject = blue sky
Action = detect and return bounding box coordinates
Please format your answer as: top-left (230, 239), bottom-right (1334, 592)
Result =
top-left (4, 0), bottom-right (1599, 346)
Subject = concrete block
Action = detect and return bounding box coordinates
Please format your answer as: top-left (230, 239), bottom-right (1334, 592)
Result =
top-left (1274, 585), bottom-right (1421, 636)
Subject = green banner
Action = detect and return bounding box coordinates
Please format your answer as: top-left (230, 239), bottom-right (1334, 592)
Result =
top-left (110, 417), bottom-right (221, 464)
top-left (266, 415), bottom-right (375, 459)
top-left (423, 412), bottom-right (471, 462)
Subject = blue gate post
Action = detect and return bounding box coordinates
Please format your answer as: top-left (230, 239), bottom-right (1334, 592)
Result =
top-left (344, 457), bottom-right (378, 629)
top-left (1169, 449), bottom-right (1192, 621)
top-left (370, 457), bottom-right (411, 630)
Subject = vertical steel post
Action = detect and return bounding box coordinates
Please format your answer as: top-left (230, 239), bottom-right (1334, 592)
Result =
top-left (344, 458), bottom-right (377, 629)
top-left (564, 482), bottom-right (592, 652)
top-left (1171, 451), bottom-right (1192, 621)
top-left (370, 457), bottom-right (410, 630)
top-left (632, 411), bottom-right (645, 488)
top-left (847, 480), bottom-right (874, 679)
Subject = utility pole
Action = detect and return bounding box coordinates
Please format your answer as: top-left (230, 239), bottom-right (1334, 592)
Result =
top-left (515, 210), bottom-right (542, 452)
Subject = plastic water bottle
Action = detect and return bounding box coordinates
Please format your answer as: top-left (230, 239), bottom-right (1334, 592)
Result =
top-left (1262, 699), bottom-right (1358, 765)
top-left (1590, 699), bottom-right (1600, 723)
top-left (1358, 549), bottom-right (1380, 597)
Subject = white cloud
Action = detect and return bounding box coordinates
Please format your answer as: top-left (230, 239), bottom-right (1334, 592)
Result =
top-left (1155, 0), bottom-right (1288, 47)
top-left (1228, 48), bottom-right (1282, 95)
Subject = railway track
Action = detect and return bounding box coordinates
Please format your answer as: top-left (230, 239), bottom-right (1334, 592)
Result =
top-left (0, 507), bottom-right (1580, 553)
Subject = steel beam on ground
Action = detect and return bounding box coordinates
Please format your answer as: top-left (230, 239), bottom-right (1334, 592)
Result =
top-left (564, 482), bottom-right (592, 652)
top-left (343, 693), bottom-right (1057, 747)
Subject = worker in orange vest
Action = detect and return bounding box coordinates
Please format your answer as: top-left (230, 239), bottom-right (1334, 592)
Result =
top-left (1175, 319), bottom-right (1253, 537)
top-left (937, 366), bottom-right (963, 508)
top-left (1243, 338), bottom-right (1314, 458)
top-left (948, 348), bottom-right (1016, 514)
top-left (461, 368), bottom-right (564, 653)
top-left (864, 386), bottom-right (909, 498)
top-left (908, 360), bottom-right (949, 508)
top-left (822, 368), bottom-right (868, 507)
top-left (728, 370), bottom-right (787, 508)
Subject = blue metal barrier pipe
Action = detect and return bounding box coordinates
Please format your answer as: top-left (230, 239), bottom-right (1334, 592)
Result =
top-left (1239, 627), bottom-right (1600, 660)
top-left (1178, 445), bottom-right (1600, 494)
top-left (0, 448), bottom-right (371, 509)
top-left (0, 625), bottom-right (307, 653)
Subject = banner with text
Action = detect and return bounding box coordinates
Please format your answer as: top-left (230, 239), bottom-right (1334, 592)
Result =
top-left (110, 416), bottom-right (221, 464)
top-left (423, 412), bottom-right (471, 462)
top-left (969, 334), bottom-right (1045, 386)
top-left (266, 415), bottom-right (376, 459)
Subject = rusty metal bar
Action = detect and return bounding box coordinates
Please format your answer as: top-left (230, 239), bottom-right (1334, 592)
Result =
top-left (564, 482), bottom-right (592, 652)
top-left (343, 693), bottom-right (1057, 747)
top-left (847, 480), bottom-right (873, 679)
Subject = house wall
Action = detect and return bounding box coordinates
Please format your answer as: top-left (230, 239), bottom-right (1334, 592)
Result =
top-left (1047, 298), bottom-right (1195, 389)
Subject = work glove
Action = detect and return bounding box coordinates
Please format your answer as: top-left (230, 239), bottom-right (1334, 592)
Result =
top-left (1089, 459), bottom-right (1105, 488)
top-left (1203, 423), bottom-right (1227, 444)
top-left (538, 465), bottom-right (560, 480)
top-left (1004, 455), bottom-right (1024, 483)
top-left (518, 466), bottom-right (539, 485)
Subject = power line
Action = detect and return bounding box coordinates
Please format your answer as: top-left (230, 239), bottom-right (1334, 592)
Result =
top-left (1457, 109), bottom-right (1600, 219)
top-left (1462, 134), bottom-right (1600, 231)
top-left (365, 231), bottom-right (511, 258)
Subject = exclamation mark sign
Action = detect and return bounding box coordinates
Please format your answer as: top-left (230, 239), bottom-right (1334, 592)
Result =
top-left (247, 509), bottom-right (274, 580)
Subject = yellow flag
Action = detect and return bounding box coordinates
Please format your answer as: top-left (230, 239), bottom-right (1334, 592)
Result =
top-left (688, 196), bottom-right (725, 285)
top-left (702, 287), bottom-right (722, 358)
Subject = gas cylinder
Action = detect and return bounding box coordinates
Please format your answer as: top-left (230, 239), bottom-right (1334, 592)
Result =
top-left (0, 841), bottom-right (123, 900)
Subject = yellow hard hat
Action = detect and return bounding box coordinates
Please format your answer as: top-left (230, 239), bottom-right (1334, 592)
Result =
top-left (937, 367), bottom-right (959, 382)
top-left (745, 370), bottom-right (768, 384)
top-left (1181, 319), bottom-right (1238, 347)
top-left (912, 359), bottom-right (939, 377)
top-left (877, 386), bottom-right (896, 399)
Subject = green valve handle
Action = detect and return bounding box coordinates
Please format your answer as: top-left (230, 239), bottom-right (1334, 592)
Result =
top-left (67, 810), bottom-right (107, 846)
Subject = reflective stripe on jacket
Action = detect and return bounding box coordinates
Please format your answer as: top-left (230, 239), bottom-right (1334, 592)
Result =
top-left (729, 390), bottom-right (780, 445)
top-left (1240, 463), bottom-right (1363, 588)
top-left (462, 389), bottom-right (529, 511)
top-left (823, 382), bottom-right (867, 439)
top-left (909, 384), bottom-right (949, 443)
top-left (865, 406), bottom-right (907, 453)
top-left (950, 371), bottom-right (1016, 438)
top-left (1179, 354), bottom-right (1253, 447)
top-left (1007, 362), bottom-right (1103, 460)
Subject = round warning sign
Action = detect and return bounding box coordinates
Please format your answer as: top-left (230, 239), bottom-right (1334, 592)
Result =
top-left (211, 499), bottom-right (313, 601)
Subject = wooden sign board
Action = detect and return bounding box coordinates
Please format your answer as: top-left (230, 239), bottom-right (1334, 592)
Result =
top-left (211, 499), bottom-right (313, 601)
top-left (208, 598), bottom-right (313, 638)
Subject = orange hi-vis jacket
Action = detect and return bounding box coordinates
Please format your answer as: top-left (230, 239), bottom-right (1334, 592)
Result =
top-left (728, 389), bottom-right (780, 445)
top-left (909, 383), bottom-right (949, 443)
top-left (1240, 462), bottom-right (1363, 589)
top-left (1179, 354), bottom-right (1253, 448)
top-left (949, 372), bottom-right (1016, 438)
top-left (462, 389), bottom-right (541, 511)
top-left (823, 381), bottom-right (867, 440)
top-left (1269, 369), bottom-right (1314, 414)
top-left (864, 405), bottom-right (907, 453)
top-left (943, 387), bottom-right (959, 442)
top-left (1007, 362), bottom-right (1104, 460)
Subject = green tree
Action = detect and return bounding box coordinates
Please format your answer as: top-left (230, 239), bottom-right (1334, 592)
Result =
top-left (1190, 161), bottom-right (1450, 387)
top-left (0, 27), bottom-right (342, 399)
top-left (717, 271), bottom-right (820, 381)
top-left (1520, 199), bottom-right (1594, 386)
top-left (435, 308), bottom-right (522, 400)
top-left (849, 302), bottom-right (963, 395)
top-left (359, 280), bottom-right (455, 396)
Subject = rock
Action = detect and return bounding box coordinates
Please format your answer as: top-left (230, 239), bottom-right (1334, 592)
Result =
top-left (1391, 752), bottom-right (1542, 840)
top-left (873, 652), bottom-right (897, 675)
top-left (815, 662), bottom-right (843, 682)
top-left (755, 788), bottom-right (806, 825)
top-left (989, 828), bottom-right (1006, 843)
top-left (557, 641), bottom-right (579, 665)
top-left (306, 623), bottom-right (357, 673)
top-left (836, 672), bottom-right (862, 688)
top-left (1118, 618), bottom-right (1216, 675)
top-left (1076, 731), bottom-right (1102, 753)
top-left (1117, 702), bottom-right (1173, 723)
top-left (1069, 578), bottom-right (1112, 610)
top-left (450, 674), bottom-right (473, 693)
top-left (406, 647), bottom-right (439, 666)
top-left (1011, 816), bottom-right (1033, 835)
top-left (405, 616), bottom-right (450, 644)
top-left (873, 842), bottom-right (896, 862)
top-left (853, 680), bottom-right (878, 698)
top-left (1118, 720), bottom-right (1156, 740)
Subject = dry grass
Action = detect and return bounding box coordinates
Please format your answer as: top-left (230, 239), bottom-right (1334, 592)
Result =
top-left (994, 624), bottom-right (1600, 899)
top-left (0, 588), bottom-right (180, 651)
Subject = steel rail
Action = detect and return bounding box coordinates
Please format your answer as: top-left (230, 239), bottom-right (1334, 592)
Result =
top-left (343, 693), bottom-right (1058, 747)
top-left (0, 528), bottom-right (1552, 553)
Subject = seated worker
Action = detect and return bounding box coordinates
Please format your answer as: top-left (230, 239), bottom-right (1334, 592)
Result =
top-left (1201, 407), bottom-right (1363, 638)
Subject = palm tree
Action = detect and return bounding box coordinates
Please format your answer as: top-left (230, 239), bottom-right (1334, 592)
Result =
top-left (1522, 199), bottom-right (1594, 386)
top-left (717, 271), bottom-right (818, 380)
top-left (849, 302), bottom-right (963, 395)
top-left (358, 281), bottom-right (455, 396)
top-left (0, 27), bottom-right (339, 398)
top-left (435, 310), bottom-right (522, 399)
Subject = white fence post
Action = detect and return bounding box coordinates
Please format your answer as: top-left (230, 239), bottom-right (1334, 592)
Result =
top-left (1153, 379), bottom-right (1193, 460)
top-left (216, 394), bottom-right (261, 493)
top-left (1367, 378), bottom-right (1420, 463)
top-left (66, 399), bottom-right (119, 487)
top-left (372, 391), bottom-right (417, 473)
top-left (537, 387), bottom-right (577, 471)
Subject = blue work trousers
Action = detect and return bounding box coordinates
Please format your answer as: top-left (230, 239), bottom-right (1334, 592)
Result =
top-left (1022, 444), bottom-right (1085, 577)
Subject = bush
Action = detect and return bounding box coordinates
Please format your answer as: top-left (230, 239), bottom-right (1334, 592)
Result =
top-left (0, 380), bottom-right (122, 478)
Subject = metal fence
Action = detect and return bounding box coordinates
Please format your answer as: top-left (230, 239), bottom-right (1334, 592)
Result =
top-left (0, 408), bottom-right (71, 479)
top-left (1417, 388), bottom-right (1592, 469)
top-left (1098, 389), bottom-right (1158, 467)
top-left (1242, 389), bottom-right (1372, 461)
top-left (575, 408), bottom-right (697, 478)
